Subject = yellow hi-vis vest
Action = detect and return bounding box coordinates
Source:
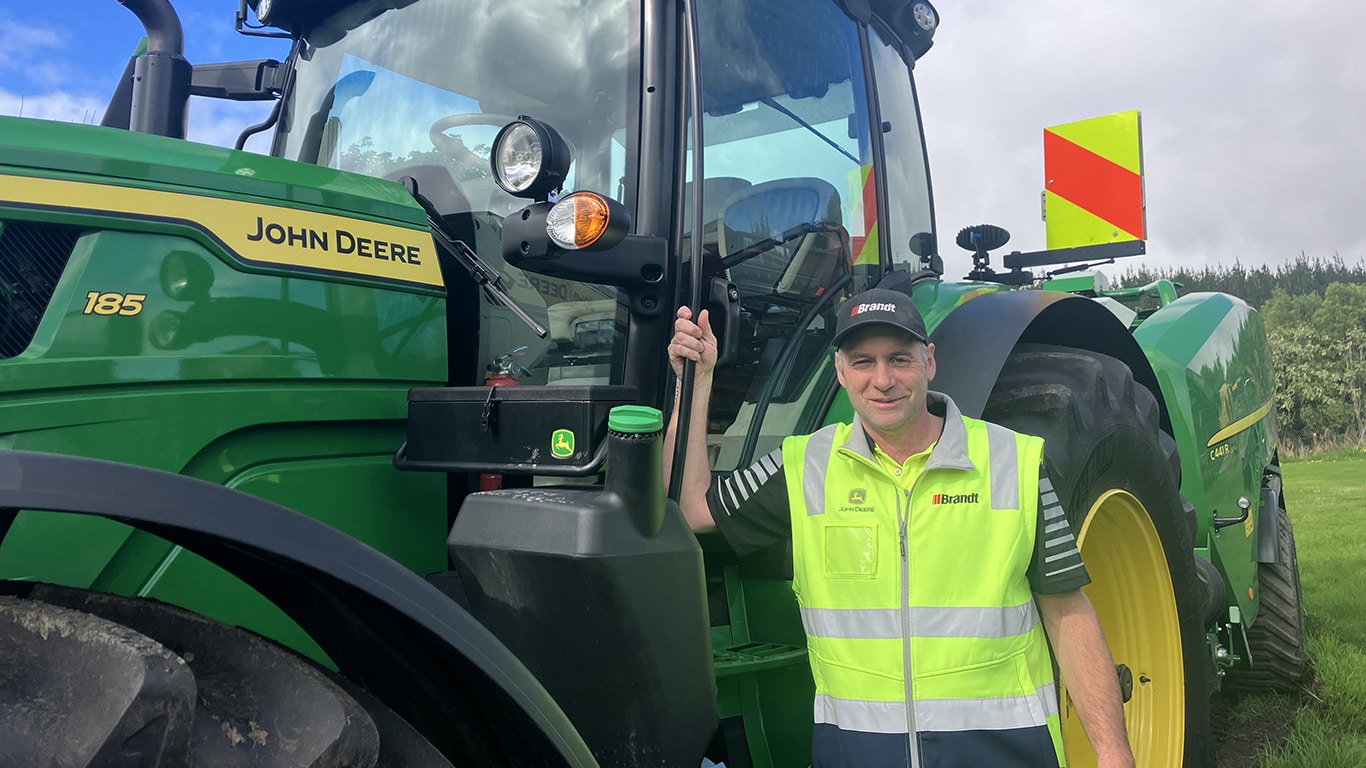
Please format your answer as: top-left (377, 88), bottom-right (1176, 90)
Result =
top-left (785, 393), bottom-right (1064, 766)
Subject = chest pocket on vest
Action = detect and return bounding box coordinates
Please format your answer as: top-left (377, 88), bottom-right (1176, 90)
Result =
top-left (823, 521), bottom-right (879, 579)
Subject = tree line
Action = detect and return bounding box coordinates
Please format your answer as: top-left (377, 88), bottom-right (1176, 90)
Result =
top-left (1117, 254), bottom-right (1366, 453)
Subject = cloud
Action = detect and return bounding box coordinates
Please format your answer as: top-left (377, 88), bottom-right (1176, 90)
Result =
top-left (186, 98), bottom-right (277, 154)
top-left (919, 0), bottom-right (1366, 272)
top-left (0, 93), bottom-right (275, 155)
top-left (0, 14), bottom-right (77, 96)
top-left (0, 87), bottom-right (103, 124)
top-left (0, 16), bottom-right (63, 69)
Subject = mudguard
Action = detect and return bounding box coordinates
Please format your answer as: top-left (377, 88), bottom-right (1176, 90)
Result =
top-left (1132, 291), bottom-right (1278, 620)
top-left (925, 287), bottom-right (1167, 425)
top-left (0, 450), bottom-right (596, 768)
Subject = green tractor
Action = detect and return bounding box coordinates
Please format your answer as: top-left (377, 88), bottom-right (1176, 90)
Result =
top-left (0, 0), bottom-right (1304, 765)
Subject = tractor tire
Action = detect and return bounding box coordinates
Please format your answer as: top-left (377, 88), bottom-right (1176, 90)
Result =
top-left (0, 582), bottom-right (454, 768)
top-left (983, 344), bottom-right (1216, 768)
top-left (1225, 505), bottom-right (1309, 693)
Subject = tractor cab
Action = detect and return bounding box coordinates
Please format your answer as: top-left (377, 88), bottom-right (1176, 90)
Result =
top-left (269, 0), bottom-right (940, 460)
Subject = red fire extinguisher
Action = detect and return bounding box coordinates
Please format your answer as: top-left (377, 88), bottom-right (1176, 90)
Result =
top-left (479, 346), bottom-right (529, 491)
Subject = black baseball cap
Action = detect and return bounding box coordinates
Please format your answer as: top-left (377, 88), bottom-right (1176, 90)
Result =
top-left (832, 288), bottom-right (929, 348)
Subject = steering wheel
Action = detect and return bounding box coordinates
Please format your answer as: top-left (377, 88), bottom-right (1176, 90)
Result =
top-left (428, 112), bottom-right (521, 175)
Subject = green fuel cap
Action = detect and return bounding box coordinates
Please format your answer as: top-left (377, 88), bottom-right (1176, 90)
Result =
top-left (609, 405), bottom-right (663, 434)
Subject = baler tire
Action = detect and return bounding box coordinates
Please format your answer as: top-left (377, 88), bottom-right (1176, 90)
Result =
top-left (1224, 505), bottom-right (1309, 693)
top-left (984, 344), bottom-right (1216, 768)
top-left (0, 582), bottom-right (453, 768)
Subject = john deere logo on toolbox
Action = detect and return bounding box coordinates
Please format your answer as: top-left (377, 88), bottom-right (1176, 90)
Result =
top-left (848, 488), bottom-right (867, 504)
top-left (551, 429), bottom-right (575, 458)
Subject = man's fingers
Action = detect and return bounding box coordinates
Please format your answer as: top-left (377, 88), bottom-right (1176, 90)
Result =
top-left (670, 341), bottom-right (701, 361)
top-left (674, 318), bottom-right (705, 342)
top-left (696, 308), bottom-right (713, 339)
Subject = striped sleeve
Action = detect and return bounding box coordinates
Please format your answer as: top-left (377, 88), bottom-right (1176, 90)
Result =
top-left (706, 448), bottom-right (792, 556)
top-left (1027, 466), bottom-right (1092, 594)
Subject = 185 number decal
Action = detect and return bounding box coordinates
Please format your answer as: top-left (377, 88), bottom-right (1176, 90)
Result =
top-left (83, 292), bottom-right (146, 316)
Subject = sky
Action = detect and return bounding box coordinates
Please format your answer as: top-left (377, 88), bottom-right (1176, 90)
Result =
top-left (0, 1), bottom-right (288, 151)
top-left (3, 1), bottom-right (1364, 275)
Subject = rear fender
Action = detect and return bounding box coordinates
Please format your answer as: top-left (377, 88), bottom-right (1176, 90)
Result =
top-left (927, 288), bottom-right (1167, 428)
top-left (0, 450), bottom-right (595, 768)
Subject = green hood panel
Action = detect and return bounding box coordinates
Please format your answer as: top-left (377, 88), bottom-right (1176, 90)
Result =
top-left (0, 116), bottom-right (424, 227)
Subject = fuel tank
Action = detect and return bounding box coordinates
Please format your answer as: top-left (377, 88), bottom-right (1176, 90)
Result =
top-left (447, 406), bottom-right (717, 767)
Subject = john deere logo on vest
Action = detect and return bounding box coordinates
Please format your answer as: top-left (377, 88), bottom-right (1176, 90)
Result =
top-left (551, 429), bottom-right (575, 458)
top-left (839, 488), bottom-right (874, 512)
top-left (932, 492), bottom-right (979, 505)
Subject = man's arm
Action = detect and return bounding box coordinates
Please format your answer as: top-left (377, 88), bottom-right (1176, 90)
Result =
top-left (1036, 589), bottom-right (1136, 768)
top-left (662, 306), bottom-right (718, 533)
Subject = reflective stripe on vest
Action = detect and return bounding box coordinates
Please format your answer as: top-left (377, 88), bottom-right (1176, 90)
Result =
top-left (815, 683), bottom-right (1059, 733)
top-left (800, 600), bottom-right (1040, 640)
top-left (785, 395), bottom-right (1063, 764)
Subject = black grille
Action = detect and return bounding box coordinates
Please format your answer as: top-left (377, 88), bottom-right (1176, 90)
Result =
top-left (0, 221), bottom-right (80, 358)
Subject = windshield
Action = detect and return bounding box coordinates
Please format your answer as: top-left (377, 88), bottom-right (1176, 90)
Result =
top-left (276, 0), bottom-right (636, 387)
top-left (691, 0), bottom-right (884, 471)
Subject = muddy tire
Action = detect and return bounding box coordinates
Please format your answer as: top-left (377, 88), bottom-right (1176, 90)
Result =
top-left (1225, 504), bottom-right (1309, 693)
top-left (984, 344), bottom-right (1216, 768)
top-left (0, 582), bottom-right (453, 768)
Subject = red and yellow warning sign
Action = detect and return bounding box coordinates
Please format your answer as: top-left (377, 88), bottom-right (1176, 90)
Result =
top-left (847, 164), bottom-right (880, 266)
top-left (1043, 110), bottom-right (1146, 250)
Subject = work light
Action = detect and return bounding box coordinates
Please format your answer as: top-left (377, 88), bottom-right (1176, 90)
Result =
top-left (491, 117), bottom-right (571, 201)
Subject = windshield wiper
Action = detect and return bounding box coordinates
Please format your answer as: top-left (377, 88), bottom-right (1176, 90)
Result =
top-left (760, 97), bottom-right (859, 165)
top-left (399, 176), bottom-right (548, 339)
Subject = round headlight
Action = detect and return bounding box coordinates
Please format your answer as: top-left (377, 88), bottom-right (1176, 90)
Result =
top-left (494, 123), bottom-right (542, 194)
top-left (491, 117), bottom-right (571, 200)
top-left (545, 192), bottom-right (630, 251)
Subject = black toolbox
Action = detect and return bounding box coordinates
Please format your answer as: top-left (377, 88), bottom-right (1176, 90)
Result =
top-left (395, 385), bottom-right (639, 475)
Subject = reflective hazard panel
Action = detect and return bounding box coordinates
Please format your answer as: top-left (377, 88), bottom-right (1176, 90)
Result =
top-left (846, 164), bottom-right (881, 267)
top-left (1043, 110), bottom-right (1145, 250)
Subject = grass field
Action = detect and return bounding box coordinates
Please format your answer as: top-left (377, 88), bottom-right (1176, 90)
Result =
top-left (1215, 449), bottom-right (1366, 767)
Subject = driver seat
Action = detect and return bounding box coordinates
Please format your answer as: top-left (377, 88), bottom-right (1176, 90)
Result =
top-left (717, 177), bottom-right (848, 299)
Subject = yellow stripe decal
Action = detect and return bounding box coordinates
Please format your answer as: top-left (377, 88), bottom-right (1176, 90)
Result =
top-left (1, 173), bottom-right (444, 290)
top-left (1207, 397), bottom-right (1275, 448)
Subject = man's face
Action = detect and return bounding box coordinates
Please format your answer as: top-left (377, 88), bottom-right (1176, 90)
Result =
top-left (834, 329), bottom-right (936, 441)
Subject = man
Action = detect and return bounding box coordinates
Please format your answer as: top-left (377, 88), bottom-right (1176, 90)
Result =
top-left (665, 288), bottom-right (1135, 768)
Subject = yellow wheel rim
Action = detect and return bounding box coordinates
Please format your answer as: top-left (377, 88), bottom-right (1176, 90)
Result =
top-left (1061, 489), bottom-right (1184, 767)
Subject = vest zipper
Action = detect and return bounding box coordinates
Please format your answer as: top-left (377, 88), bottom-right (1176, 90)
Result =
top-left (899, 487), bottom-right (920, 768)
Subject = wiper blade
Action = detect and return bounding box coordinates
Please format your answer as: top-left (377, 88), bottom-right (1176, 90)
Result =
top-left (719, 221), bottom-right (823, 270)
top-left (399, 176), bottom-right (548, 339)
top-left (761, 97), bottom-right (859, 165)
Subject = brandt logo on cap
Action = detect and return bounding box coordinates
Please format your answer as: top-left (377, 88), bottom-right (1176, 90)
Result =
top-left (852, 302), bottom-right (898, 315)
